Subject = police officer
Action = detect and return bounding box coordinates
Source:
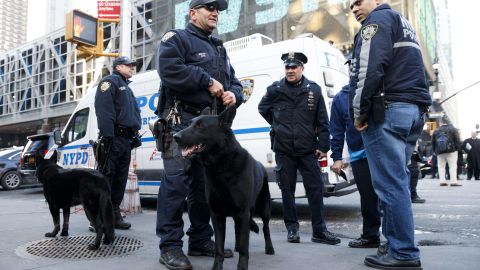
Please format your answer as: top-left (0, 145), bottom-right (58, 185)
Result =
top-left (258, 52), bottom-right (340, 246)
top-left (94, 56), bottom-right (141, 230)
top-left (349, 0), bottom-right (431, 268)
top-left (156, 0), bottom-right (243, 269)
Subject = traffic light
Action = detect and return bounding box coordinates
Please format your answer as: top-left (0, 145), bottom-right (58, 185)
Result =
top-left (65, 9), bottom-right (119, 59)
top-left (66, 10), bottom-right (98, 47)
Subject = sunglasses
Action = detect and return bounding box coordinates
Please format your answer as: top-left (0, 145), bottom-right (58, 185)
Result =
top-left (194, 4), bottom-right (219, 12)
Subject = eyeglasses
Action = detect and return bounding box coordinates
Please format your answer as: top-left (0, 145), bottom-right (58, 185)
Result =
top-left (194, 4), bottom-right (218, 12)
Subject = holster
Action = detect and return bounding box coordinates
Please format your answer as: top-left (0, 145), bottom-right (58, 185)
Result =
top-left (372, 93), bottom-right (385, 123)
top-left (151, 118), bottom-right (172, 153)
top-left (131, 135), bottom-right (142, 149)
top-left (269, 128), bottom-right (275, 150)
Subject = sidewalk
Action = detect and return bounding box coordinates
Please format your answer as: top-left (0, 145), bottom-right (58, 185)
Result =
top-left (1, 187), bottom-right (479, 270)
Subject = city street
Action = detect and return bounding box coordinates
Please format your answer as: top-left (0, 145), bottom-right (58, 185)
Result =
top-left (1, 177), bottom-right (479, 270)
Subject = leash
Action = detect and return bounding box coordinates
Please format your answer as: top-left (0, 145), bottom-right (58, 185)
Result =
top-left (211, 97), bottom-right (218, 115)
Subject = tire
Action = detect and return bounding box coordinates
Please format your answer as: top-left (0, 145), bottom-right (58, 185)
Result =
top-left (1, 171), bottom-right (22, 190)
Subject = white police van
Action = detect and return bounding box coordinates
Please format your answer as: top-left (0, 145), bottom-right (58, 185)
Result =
top-left (55, 33), bottom-right (356, 199)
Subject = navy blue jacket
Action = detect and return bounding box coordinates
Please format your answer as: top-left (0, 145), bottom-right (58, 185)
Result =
top-left (330, 85), bottom-right (365, 161)
top-left (95, 71), bottom-right (142, 138)
top-left (350, 4), bottom-right (431, 121)
top-left (157, 23), bottom-right (243, 110)
top-left (258, 77), bottom-right (330, 155)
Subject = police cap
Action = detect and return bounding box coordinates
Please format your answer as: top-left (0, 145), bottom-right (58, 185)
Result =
top-left (189, 0), bottom-right (228, 11)
top-left (281, 52), bottom-right (308, 67)
top-left (113, 56), bottom-right (137, 69)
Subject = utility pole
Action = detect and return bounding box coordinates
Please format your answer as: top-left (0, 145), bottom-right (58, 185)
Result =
top-left (119, 0), bottom-right (131, 58)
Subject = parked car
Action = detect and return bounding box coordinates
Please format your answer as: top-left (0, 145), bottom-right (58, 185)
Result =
top-left (0, 146), bottom-right (24, 190)
top-left (19, 132), bottom-right (56, 184)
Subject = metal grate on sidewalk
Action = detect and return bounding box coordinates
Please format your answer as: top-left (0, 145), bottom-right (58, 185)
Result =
top-left (17, 235), bottom-right (143, 260)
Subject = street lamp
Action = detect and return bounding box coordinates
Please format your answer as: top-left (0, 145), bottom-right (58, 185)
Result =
top-left (429, 60), bottom-right (443, 118)
top-left (432, 61), bottom-right (441, 100)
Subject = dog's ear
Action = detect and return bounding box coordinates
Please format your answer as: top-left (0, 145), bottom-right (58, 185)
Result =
top-left (218, 105), bottom-right (236, 129)
top-left (200, 107), bottom-right (211, 116)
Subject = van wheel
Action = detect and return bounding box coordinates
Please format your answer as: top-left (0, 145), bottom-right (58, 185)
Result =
top-left (1, 171), bottom-right (22, 190)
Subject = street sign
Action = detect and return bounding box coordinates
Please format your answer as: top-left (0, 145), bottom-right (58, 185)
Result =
top-left (98, 0), bottom-right (121, 20)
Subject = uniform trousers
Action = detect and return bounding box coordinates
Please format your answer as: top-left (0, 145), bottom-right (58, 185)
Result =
top-left (275, 153), bottom-right (327, 234)
top-left (156, 110), bottom-right (213, 253)
top-left (105, 136), bottom-right (132, 220)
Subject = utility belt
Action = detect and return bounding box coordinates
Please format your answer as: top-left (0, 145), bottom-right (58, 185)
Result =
top-left (115, 125), bottom-right (137, 139)
top-left (179, 102), bottom-right (208, 116)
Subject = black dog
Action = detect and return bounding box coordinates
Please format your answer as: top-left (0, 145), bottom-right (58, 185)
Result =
top-left (174, 106), bottom-right (274, 270)
top-left (35, 152), bottom-right (115, 250)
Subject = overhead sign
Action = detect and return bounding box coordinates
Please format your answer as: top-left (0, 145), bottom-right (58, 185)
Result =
top-left (98, 0), bottom-right (121, 20)
top-left (65, 10), bottom-right (98, 47)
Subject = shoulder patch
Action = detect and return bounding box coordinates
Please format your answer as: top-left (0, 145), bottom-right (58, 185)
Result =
top-left (161, 31), bottom-right (176, 42)
top-left (361, 24), bottom-right (379, 41)
top-left (100, 81), bottom-right (111, 92)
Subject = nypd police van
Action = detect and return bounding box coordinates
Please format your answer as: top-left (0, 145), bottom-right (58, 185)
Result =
top-left (55, 33), bottom-right (356, 199)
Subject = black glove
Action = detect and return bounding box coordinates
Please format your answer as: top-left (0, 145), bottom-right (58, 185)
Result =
top-left (131, 134), bottom-right (142, 149)
top-left (94, 136), bottom-right (112, 174)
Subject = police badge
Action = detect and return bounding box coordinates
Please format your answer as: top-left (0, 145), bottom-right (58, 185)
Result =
top-left (240, 78), bottom-right (254, 102)
top-left (361, 24), bottom-right (379, 41)
top-left (100, 81), bottom-right (111, 92)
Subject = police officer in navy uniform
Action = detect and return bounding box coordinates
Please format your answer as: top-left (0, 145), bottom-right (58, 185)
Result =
top-left (94, 56), bottom-right (141, 230)
top-left (156, 0), bottom-right (243, 269)
top-left (258, 52), bottom-right (340, 246)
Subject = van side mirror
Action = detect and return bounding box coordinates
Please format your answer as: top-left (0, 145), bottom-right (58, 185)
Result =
top-left (53, 130), bottom-right (63, 146)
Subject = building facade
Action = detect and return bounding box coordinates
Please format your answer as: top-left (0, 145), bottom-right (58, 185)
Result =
top-left (0, 0), bottom-right (453, 147)
top-left (0, 0), bottom-right (28, 53)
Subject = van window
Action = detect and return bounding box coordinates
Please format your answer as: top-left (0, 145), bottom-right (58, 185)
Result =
top-left (63, 108), bottom-right (89, 144)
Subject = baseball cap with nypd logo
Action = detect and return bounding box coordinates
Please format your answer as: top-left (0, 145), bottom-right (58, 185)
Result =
top-left (189, 0), bottom-right (228, 11)
top-left (113, 56), bottom-right (137, 68)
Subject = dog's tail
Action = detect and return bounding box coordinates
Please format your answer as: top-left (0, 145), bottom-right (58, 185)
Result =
top-left (249, 216), bottom-right (260, 234)
top-left (101, 193), bottom-right (115, 243)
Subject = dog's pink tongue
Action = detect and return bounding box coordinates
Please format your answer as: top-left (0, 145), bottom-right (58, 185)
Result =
top-left (181, 146), bottom-right (195, 157)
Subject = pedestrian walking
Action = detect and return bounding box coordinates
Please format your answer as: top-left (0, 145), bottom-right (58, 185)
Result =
top-left (462, 131), bottom-right (480, 180)
top-left (432, 116), bottom-right (462, 187)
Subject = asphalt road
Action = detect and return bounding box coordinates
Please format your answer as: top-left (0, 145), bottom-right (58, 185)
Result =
top-left (1, 177), bottom-right (479, 270)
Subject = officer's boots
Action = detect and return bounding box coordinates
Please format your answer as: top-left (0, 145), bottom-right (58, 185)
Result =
top-left (160, 249), bottom-right (192, 270)
top-left (115, 218), bottom-right (131, 230)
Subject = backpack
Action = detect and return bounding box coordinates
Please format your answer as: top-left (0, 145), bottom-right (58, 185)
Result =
top-left (435, 130), bottom-right (454, 154)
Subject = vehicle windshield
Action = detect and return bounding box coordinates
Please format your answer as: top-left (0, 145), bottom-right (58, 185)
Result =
top-left (24, 138), bottom-right (50, 153)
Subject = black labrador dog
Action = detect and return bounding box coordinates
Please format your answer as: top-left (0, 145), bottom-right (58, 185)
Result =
top-left (35, 152), bottom-right (115, 250)
top-left (174, 105), bottom-right (274, 270)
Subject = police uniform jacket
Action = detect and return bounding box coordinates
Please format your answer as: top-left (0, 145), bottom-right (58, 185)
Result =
top-left (95, 70), bottom-right (142, 138)
top-left (350, 4), bottom-right (432, 122)
top-left (258, 76), bottom-right (330, 156)
top-left (157, 23), bottom-right (243, 111)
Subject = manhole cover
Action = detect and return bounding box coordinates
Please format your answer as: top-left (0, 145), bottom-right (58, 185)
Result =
top-left (16, 235), bottom-right (143, 260)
